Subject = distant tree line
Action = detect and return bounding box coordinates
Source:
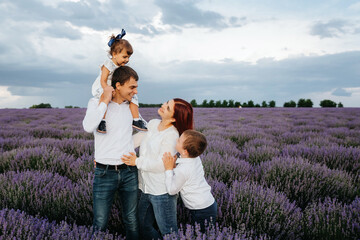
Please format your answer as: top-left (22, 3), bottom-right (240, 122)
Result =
top-left (189, 98), bottom-right (344, 108)
top-left (30, 103), bottom-right (52, 109)
top-left (283, 99), bottom-right (343, 108)
top-left (29, 103), bottom-right (80, 109)
top-left (29, 99), bottom-right (344, 109)
top-left (64, 105), bottom-right (80, 108)
top-left (189, 99), bottom-right (276, 108)
top-left (139, 103), bottom-right (162, 108)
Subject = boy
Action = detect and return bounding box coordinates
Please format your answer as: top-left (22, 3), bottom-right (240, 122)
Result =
top-left (162, 130), bottom-right (217, 232)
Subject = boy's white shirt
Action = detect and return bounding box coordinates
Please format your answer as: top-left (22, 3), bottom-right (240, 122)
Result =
top-left (165, 156), bottom-right (215, 210)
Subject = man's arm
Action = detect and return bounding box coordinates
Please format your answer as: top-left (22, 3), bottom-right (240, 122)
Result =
top-left (82, 86), bottom-right (113, 133)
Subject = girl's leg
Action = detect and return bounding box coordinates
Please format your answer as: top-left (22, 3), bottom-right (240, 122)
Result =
top-left (130, 97), bottom-right (147, 131)
top-left (130, 102), bottom-right (140, 119)
top-left (97, 93), bottom-right (107, 133)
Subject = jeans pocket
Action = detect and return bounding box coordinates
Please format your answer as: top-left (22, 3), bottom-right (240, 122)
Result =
top-left (127, 165), bottom-right (138, 173)
top-left (94, 167), bottom-right (106, 177)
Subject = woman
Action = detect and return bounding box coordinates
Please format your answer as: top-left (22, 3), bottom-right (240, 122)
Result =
top-left (122, 98), bottom-right (193, 240)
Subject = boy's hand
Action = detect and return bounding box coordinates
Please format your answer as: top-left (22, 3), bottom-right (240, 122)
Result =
top-left (162, 152), bottom-right (176, 170)
top-left (121, 152), bottom-right (137, 166)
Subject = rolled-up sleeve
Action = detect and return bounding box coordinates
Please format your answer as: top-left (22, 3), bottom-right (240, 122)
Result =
top-left (82, 98), bottom-right (107, 133)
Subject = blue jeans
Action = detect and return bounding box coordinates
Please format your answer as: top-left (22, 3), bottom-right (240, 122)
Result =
top-left (190, 200), bottom-right (217, 232)
top-left (93, 165), bottom-right (139, 240)
top-left (138, 191), bottom-right (178, 240)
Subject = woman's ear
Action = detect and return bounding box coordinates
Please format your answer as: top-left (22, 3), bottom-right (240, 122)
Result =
top-left (171, 117), bottom-right (176, 123)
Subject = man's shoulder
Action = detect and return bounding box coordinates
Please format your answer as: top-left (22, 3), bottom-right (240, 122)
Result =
top-left (89, 97), bottom-right (100, 103)
top-left (86, 97), bottom-right (100, 106)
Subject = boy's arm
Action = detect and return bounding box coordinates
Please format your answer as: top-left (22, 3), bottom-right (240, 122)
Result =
top-left (164, 167), bottom-right (188, 195)
top-left (100, 66), bottom-right (110, 89)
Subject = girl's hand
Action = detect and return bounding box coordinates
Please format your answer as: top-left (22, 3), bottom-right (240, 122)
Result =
top-left (162, 152), bottom-right (175, 170)
top-left (121, 152), bottom-right (137, 166)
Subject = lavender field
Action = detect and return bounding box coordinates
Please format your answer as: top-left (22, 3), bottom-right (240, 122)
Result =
top-left (0, 107), bottom-right (359, 239)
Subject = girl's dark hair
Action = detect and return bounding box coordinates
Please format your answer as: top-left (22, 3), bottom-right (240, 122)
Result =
top-left (108, 36), bottom-right (133, 56)
top-left (172, 98), bottom-right (194, 136)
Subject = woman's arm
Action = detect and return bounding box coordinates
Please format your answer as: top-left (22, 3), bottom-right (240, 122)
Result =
top-left (135, 131), bottom-right (178, 173)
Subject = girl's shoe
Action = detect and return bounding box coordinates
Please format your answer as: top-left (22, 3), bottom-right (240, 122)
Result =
top-left (97, 120), bottom-right (107, 133)
top-left (132, 119), bottom-right (148, 131)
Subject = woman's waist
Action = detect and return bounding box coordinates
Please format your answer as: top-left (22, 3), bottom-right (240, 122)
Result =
top-left (139, 173), bottom-right (167, 194)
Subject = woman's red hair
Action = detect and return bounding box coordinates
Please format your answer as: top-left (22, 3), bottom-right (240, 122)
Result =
top-left (172, 98), bottom-right (194, 135)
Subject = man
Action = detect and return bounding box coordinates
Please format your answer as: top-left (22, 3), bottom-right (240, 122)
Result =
top-left (83, 66), bottom-right (139, 240)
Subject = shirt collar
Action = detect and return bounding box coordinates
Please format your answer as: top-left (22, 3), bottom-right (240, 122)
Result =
top-left (176, 156), bottom-right (199, 164)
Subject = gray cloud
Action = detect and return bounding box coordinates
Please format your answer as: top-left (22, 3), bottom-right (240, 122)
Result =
top-left (154, 0), bottom-right (245, 29)
top-left (1, 0), bottom-right (240, 39)
top-left (1, 51), bottom-right (359, 107)
top-left (135, 51), bottom-right (360, 104)
top-left (44, 21), bottom-right (82, 40)
top-left (332, 88), bottom-right (351, 97)
top-left (1, 0), bottom-right (144, 34)
top-left (310, 19), bottom-right (351, 38)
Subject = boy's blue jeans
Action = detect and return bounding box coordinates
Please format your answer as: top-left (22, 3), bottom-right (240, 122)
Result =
top-left (138, 191), bottom-right (178, 240)
top-left (92, 165), bottom-right (139, 240)
top-left (190, 200), bottom-right (217, 232)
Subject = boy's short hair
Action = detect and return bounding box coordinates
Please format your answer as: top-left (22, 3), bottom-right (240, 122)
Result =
top-left (182, 130), bottom-right (207, 158)
top-left (111, 66), bottom-right (139, 89)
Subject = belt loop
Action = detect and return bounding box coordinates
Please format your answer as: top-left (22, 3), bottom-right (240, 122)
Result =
top-left (115, 165), bottom-right (118, 171)
top-left (106, 165), bottom-right (109, 171)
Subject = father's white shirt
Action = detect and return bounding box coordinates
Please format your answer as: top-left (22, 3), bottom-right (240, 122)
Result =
top-left (82, 98), bottom-right (134, 165)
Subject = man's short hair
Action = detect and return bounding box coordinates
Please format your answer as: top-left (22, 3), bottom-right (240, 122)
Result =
top-left (111, 66), bottom-right (139, 89)
top-left (182, 130), bottom-right (207, 158)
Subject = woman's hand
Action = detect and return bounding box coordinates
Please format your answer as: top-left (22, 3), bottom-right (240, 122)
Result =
top-left (162, 152), bottom-right (176, 170)
top-left (121, 152), bottom-right (137, 166)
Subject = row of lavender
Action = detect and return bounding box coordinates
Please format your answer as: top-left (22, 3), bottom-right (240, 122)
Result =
top-left (0, 108), bottom-right (359, 239)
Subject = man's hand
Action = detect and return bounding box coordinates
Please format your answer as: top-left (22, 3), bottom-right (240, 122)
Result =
top-left (121, 152), bottom-right (137, 166)
top-left (162, 152), bottom-right (176, 170)
top-left (100, 86), bottom-right (114, 105)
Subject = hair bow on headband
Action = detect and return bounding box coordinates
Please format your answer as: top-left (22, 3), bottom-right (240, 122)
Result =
top-left (108, 29), bottom-right (126, 47)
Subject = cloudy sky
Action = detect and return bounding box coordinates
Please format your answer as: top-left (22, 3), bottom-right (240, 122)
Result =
top-left (1, 0), bottom-right (360, 108)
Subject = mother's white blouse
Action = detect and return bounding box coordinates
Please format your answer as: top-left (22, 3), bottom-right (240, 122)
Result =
top-left (133, 119), bottom-right (179, 195)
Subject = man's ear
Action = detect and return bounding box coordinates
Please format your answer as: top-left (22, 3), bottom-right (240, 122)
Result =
top-left (115, 82), bottom-right (121, 89)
